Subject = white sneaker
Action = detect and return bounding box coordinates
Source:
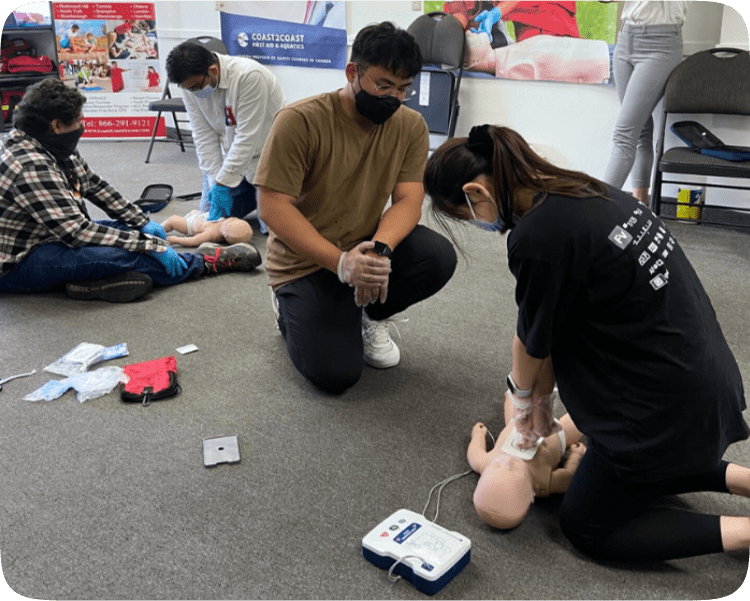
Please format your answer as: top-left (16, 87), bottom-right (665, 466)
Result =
top-left (362, 312), bottom-right (401, 368)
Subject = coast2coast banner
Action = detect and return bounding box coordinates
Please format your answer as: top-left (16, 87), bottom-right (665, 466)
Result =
top-left (429, 1), bottom-right (618, 85)
top-left (53, 2), bottom-right (164, 137)
top-left (217, 1), bottom-right (347, 69)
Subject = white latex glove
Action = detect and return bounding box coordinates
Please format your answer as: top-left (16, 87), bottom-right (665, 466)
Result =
top-left (337, 241), bottom-right (391, 289)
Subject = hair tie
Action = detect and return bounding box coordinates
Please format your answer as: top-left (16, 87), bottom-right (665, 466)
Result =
top-left (466, 124), bottom-right (493, 157)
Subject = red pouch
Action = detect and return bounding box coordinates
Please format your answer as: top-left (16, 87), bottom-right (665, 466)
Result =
top-left (1, 37), bottom-right (34, 59)
top-left (7, 55), bottom-right (53, 73)
top-left (121, 356), bottom-right (180, 406)
top-left (1, 38), bottom-right (34, 73)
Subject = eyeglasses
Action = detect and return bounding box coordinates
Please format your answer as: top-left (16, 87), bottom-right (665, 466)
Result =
top-left (179, 74), bottom-right (207, 92)
top-left (357, 64), bottom-right (416, 100)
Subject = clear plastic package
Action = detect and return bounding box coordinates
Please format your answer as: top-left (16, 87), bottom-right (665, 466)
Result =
top-left (44, 342), bottom-right (128, 377)
top-left (24, 366), bottom-right (124, 403)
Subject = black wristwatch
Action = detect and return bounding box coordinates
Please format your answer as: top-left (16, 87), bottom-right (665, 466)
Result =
top-left (507, 373), bottom-right (533, 398)
top-left (373, 241), bottom-right (393, 259)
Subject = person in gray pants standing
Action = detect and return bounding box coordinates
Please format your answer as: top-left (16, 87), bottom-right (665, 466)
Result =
top-left (603, 1), bottom-right (686, 204)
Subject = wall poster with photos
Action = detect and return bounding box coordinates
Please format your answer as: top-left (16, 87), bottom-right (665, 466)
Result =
top-left (53, 1), bottom-right (164, 138)
top-left (427, 1), bottom-right (618, 85)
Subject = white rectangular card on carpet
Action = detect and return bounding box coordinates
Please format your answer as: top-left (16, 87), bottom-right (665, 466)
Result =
top-left (203, 435), bottom-right (240, 467)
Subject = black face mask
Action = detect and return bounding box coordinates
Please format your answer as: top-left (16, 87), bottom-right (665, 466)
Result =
top-left (36, 125), bottom-right (85, 161)
top-left (354, 88), bottom-right (401, 125)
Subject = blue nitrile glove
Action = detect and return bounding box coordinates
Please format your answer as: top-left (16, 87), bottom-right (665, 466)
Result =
top-left (207, 184), bottom-right (233, 221)
top-left (150, 247), bottom-right (188, 277)
top-left (141, 220), bottom-right (166, 239)
top-left (471, 7), bottom-right (502, 40)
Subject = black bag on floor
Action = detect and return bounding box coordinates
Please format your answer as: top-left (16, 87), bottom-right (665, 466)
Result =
top-left (134, 183), bottom-right (173, 213)
top-left (671, 121), bottom-right (750, 162)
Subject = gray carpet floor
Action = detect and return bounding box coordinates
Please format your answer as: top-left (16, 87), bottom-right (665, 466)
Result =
top-left (1, 139), bottom-right (749, 600)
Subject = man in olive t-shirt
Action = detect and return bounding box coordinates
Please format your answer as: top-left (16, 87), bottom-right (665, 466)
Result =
top-left (254, 22), bottom-right (457, 394)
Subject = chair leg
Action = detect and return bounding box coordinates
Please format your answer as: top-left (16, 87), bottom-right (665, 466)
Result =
top-left (171, 112), bottom-right (186, 153)
top-left (448, 104), bottom-right (460, 139)
top-left (651, 170), bottom-right (663, 215)
top-left (144, 110), bottom-right (162, 163)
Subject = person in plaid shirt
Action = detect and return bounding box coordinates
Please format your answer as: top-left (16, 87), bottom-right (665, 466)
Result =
top-left (0, 78), bottom-right (261, 302)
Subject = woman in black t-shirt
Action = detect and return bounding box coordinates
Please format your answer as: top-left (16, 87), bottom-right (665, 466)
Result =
top-left (424, 124), bottom-right (749, 562)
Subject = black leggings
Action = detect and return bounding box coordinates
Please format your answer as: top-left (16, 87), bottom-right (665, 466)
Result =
top-left (274, 225), bottom-right (457, 395)
top-left (559, 444), bottom-right (728, 562)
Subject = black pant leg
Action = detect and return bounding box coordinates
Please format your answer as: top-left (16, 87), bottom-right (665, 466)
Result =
top-left (661, 461), bottom-right (730, 495)
top-left (274, 225), bottom-right (456, 393)
top-left (365, 225), bottom-right (457, 321)
top-left (559, 445), bottom-right (725, 561)
top-left (275, 269), bottom-right (363, 395)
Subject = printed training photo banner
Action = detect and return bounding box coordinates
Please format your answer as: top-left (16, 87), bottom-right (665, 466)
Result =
top-left (427, 1), bottom-right (618, 85)
top-left (218, 1), bottom-right (346, 69)
top-left (52, 1), bottom-right (163, 138)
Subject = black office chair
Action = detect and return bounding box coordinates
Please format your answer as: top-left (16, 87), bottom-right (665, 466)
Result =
top-left (406, 12), bottom-right (466, 148)
top-left (651, 48), bottom-right (750, 228)
top-left (186, 35), bottom-right (229, 55)
top-left (144, 36), bottom-right (229, 163)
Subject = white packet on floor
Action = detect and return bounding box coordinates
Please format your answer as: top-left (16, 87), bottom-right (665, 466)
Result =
top-left (45, 342), bottom-right (128, 377)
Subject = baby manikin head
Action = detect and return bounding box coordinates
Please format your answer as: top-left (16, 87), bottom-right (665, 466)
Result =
top-left (473, 454), bottom-right (535, 529)
top-left (220, 218), bottom-right (253, 245)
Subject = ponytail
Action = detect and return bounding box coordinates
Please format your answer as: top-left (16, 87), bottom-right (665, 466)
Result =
top-left (425, 125), bottom-right (607, 234)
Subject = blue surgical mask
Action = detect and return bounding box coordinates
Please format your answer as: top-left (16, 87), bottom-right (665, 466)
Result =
top-left (465, 192), bottom-right (507, 232)
top-left (191, 80), bottom-right (216, 99)
top-left (469, 215), bottom-right (505, 232)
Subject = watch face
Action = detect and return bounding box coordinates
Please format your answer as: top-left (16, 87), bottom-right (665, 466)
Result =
top-left (506, 375), bottom-right (516, 394)
top-left (373, 241), bottom-right (392, 257)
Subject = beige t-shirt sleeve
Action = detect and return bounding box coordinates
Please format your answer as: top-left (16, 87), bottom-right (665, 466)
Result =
top-left (253, 105), bottom-right (311, 199)
top-left (396, 110), bottom-right (429, 184)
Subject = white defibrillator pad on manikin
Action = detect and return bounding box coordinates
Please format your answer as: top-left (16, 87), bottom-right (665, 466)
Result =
top-left (501, 426), bottom-right (543, 460)
top-left (501, 419), bottom-right (565, 460)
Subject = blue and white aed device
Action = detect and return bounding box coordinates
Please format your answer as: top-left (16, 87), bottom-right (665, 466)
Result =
top-left (361, 509), bottom-right (471, 595)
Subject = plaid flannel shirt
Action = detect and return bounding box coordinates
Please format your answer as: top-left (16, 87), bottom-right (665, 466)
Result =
top-left (0, 129), bottom-right (167, 277)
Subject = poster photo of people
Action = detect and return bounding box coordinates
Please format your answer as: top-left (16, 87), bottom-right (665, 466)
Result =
top-left (53, 2), bottom-right (164, 137)
top-left (56, 16), bottom-right (160, 94)
top-left (427, 1), bottom-right (618, 85)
